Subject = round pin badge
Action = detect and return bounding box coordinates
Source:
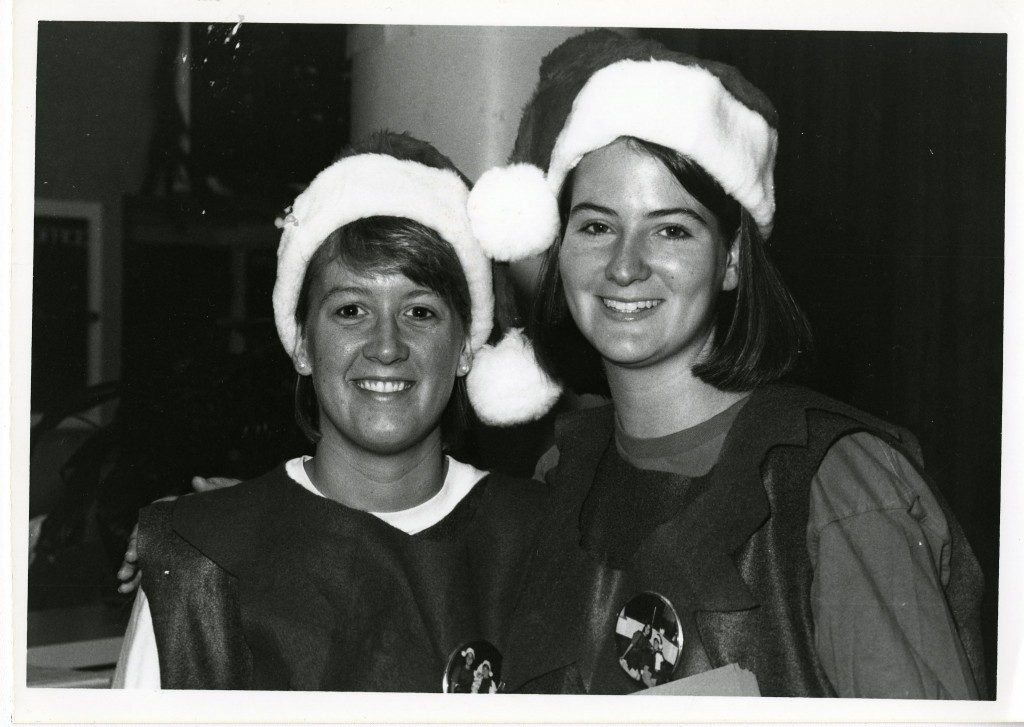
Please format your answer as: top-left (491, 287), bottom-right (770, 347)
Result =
top-left (614, 591), bottom-right (682, 688)
top-left (443, 640), bottom-right (504, 693)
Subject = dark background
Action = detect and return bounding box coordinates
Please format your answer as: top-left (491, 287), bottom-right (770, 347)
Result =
top-left (30, 24), bottom-right (1005, 694)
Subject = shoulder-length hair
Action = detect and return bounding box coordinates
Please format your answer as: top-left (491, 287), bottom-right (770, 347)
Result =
top-left (529, 136), bottom-right (812, 396)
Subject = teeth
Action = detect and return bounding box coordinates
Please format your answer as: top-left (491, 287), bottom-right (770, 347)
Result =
top-left (355, 380), bottom-right (412, 393)
top-left (602, 298), bottom-right (661, 313)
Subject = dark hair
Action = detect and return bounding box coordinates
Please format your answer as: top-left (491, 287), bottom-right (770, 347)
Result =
top-left (529, 136), bottom-right (811, 395)
top-left (292, 132), bottom-right (473, 448)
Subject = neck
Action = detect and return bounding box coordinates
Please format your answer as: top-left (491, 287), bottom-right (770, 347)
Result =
top-left (605, 358), bottom-right (749, 439)
top-left (307, 430), bottom-right (447, 513)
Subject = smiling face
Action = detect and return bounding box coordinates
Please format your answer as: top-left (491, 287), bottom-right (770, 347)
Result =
top-left (558, 140), bottom-right (739, 375)
top-left (294, 260), bottom-right (471, 457)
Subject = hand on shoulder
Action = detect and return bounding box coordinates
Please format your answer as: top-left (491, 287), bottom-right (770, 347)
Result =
top-left (116, 476), bottom-right (243, 593)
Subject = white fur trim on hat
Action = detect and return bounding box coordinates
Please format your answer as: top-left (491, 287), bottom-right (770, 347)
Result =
top-left (547, 59), bottom-right (777, 238)
top-left (469, 58), bottom-right (778, 259)
top-left (468, 163), bottom-right (560, 262)
top-left (273, 154), bottom-right (493, 359)
top-left (466, 328), bottom-right (562, 426)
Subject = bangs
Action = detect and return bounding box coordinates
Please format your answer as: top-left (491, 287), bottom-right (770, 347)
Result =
top-left (295, 216), bottom-right (472, 333)
top-left (291, 215), bottom-right (474, 449)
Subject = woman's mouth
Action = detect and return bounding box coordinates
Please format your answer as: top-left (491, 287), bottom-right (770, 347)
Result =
top-left (601, 298), bottom-right (662, 314)
top-left (354, 379), bottom-right (413, 393)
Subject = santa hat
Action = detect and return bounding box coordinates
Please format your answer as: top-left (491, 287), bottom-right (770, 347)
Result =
top-left (468, 30), bottom-right (780, 262)
top-left (273, 132), bottom-right (561, 426)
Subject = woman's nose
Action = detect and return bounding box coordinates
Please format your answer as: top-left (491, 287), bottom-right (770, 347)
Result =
top-left (364, 317), bottom-right (410, 364)
top-left (605, 231), bottom-right (651, 286)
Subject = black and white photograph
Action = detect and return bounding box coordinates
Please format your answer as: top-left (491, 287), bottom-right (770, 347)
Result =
top-left (615, 591), bottom-right (682, 688)
top-left (444, 640), bottom-right (505, 694)
top-left (4, 0), bottom-right (1022, 722)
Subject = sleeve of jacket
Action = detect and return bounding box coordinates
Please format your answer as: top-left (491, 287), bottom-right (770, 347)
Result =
top-left (808, 431), bottom-right (980, 699)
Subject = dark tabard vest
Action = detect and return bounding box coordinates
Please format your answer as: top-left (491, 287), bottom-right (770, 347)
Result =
top-left (138, 465), bottom-right (549, 691)
top-left (503, 384), bottom-right (986, 698)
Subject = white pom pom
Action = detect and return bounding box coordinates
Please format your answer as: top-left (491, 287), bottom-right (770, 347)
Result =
top-left (466, 329), bottom-right (562, 426)
top-left (468, 164), bottom-right (560, 262)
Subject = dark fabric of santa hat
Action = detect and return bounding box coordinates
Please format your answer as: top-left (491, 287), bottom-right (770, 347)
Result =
top-left (510, 29), bottom-right (778, 171)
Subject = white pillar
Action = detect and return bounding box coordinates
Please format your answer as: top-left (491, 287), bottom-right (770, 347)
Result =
top-left (347, 25), bottom-right (583, 181)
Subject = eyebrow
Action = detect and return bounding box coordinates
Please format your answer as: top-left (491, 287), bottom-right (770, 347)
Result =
top-left (321, 285), bottom-right (370, 299)
top-left (403, 287), bottom-right (444, 302)
top-left (568, 201), bottom-right (617, 218)
top-left (318, 285), bottom-right (369, 307)
top-left (318, 285), bottom-right (443, 305)
top-left (568, 202), bottom-right (708, 226)
top-left (645, 207), bottom-right (708, 225)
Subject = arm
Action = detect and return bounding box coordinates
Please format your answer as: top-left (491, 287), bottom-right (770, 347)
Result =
top-left (620, 631), bottom-right (641, 659)
top-left (808, 432), bottom-right (979, 699)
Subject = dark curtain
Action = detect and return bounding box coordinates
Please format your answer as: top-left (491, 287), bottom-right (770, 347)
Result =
top-left (645, 29), bottom-right (1005, 693)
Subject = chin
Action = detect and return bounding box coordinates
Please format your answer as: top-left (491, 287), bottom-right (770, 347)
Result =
top-left (602, 354), bottom-right (662, 370)
top-left (589, 336), bottom-right (657, 367)
top-left (356, 431), bottom-right (423, 455)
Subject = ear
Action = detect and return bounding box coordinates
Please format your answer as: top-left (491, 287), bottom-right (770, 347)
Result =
top-left (721, 233), bottom-right (740, 292)
top-left (292, 334), bottom-right (313, 377)
top-left (456, 337), bottom-right (473, 378)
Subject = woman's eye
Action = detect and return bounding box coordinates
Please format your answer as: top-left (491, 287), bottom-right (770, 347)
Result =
top-left (659, 225), bottom-right (691, 240)
top-left (579, 221), bottom-right (612, 236)
top-left (406, 306), bottom-right (436, 320)
top-left (335, 304), bottom-right (363, 319)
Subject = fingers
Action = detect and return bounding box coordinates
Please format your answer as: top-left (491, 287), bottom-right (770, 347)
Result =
top-left (126, 525), bottom-right (139, 561)
top-left (192, 476), bottom-right (242, 492)
top-left (114, 474), bottom-right (243, 598)
top-left (117, 556), bottom-right (139, 590)
top-left (117, 524), bottom-right (140, 592)
top-left (118, 569), bottom-right (142, 594)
